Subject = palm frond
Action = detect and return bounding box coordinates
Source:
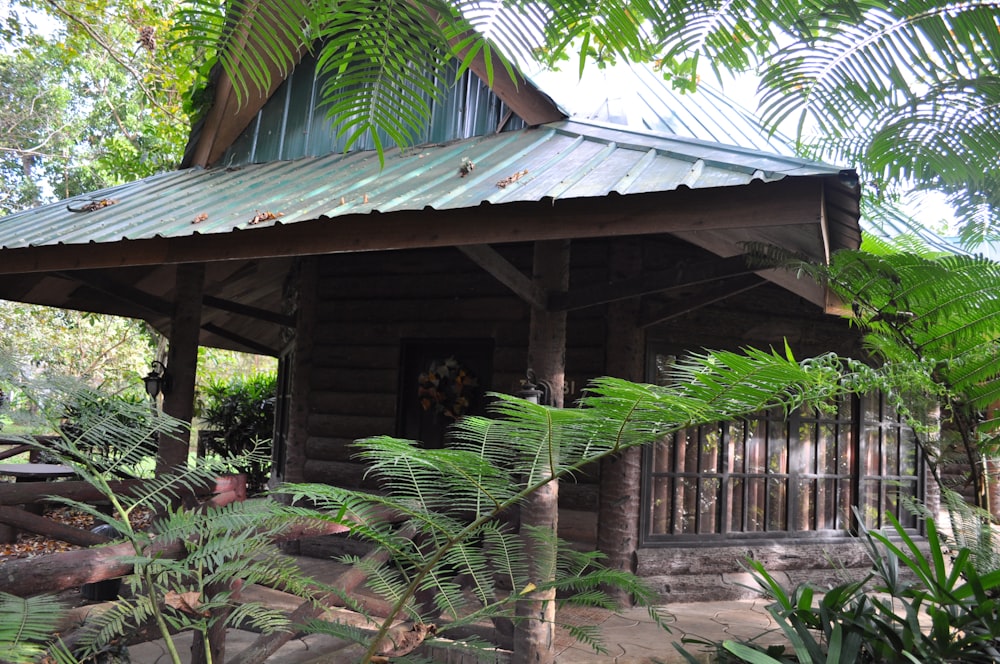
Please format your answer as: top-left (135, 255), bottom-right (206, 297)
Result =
top-left (454, 0), bottom-right (549, 69)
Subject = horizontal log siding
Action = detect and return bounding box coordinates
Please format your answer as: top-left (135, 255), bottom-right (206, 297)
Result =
top-left (304, 245), bottom-right (607, 489)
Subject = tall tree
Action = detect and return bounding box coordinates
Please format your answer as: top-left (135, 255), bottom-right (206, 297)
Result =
top-left (0, 0), bottom-right (194, 214)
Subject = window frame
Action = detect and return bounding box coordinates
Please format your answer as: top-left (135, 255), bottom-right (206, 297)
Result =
top-left (640, 347), bottom-right (924, 546)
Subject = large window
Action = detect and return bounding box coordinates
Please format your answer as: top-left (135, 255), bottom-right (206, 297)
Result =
top-left (641, 352), bottom-right (921, 544)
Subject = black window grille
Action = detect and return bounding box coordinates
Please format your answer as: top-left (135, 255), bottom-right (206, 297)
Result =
top-left (641, 353), bottom-right (921, 544)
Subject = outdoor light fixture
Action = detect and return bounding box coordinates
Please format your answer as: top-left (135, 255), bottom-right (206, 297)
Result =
top-left (517, 369), bottom-right (552, 406)
top-left (143, 360), bottom-right (171, 399)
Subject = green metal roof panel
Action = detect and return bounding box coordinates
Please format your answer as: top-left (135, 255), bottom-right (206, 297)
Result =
top-left (0, 120), bottom-right (848, 251)
top-left (219, 56), bottom-right (528, 166)
top-left (530, 64), bottom-right (796, 156)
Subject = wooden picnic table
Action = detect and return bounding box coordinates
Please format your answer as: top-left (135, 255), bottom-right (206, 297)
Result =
top-left (0, 463), bottom-right (77, 482)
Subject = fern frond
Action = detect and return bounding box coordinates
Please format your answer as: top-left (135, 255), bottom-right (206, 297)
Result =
top-left (225, 601), bottom-right (292, 633)
top-left (0, 592), bottom-right (68, 664)
top-left (172, 0), bottom-right (317, 106)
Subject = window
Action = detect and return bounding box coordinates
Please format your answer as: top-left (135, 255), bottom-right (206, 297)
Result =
top-left (641, 351), bottom-right (921, 544)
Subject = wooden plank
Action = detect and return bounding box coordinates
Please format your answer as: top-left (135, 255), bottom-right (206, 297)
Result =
top-left (302, 459), bottom-right (377, 489)
top-left (308, 391), bottom-right (397, 414)
top-left (0, 180), bottom-right (823, 275)
top-left (304, 437), bottom-right (356, 462)
top-left (307, 414), bottom-right (395, 440)
top-left (310, 367), bottom-right (398, 393)
top-left (457, 244), bottom-right (547, 310)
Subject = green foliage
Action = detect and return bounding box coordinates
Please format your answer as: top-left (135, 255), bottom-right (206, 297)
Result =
top-left (197, 371), bottom-right (276, 493)
top-left (277, 351), bottom-right (869, 662)
top-left (0, 300), bottom-right (157, 404)
top-left (1, 0), bottom-right (193, 214)
top-left (746, 242), bottom-right (1000, 508)
top-left (57, 390), bottom-right (159, 476)
top-left (680, 509), bottom-right (1000, 663)
top-left (0, 592), bottom-right (70, 664)
top-left (1, 374), bottom-right (317, 664)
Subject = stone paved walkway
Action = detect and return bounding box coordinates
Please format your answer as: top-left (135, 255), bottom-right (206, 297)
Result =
top-left (127, 597), bottom-right (787, 663)
top-left (125, 552), bottom-right (790, 663)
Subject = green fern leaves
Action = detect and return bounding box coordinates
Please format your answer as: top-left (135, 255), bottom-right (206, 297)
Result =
top-left (0, 593), bottom-right (69, 664)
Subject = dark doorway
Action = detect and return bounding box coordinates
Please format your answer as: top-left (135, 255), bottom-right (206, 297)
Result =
top-left (397, 339), bottom-right (494, 448)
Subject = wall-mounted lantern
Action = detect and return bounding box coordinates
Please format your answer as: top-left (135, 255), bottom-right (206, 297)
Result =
top-left (517, 369), bottom-right (554, 406)
top-left (143, 360), bottom-right (171, 400)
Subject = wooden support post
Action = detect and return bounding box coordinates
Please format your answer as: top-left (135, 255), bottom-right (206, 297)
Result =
top-left (513, 240), bottom-right (569, 664)
top-left (157, 263), bottom-right (205, 475)
top-left (283, 257), bottom-right (317, 485)
top-left (597, 239), bottom-right (645, 606)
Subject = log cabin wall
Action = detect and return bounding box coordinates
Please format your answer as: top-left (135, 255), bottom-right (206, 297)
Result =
top-left (299, 241), bottom-right (609, 490)
top-left (292, 233), bottom-right (865, 519)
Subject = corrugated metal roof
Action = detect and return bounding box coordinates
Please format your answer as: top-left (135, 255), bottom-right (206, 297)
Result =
top-left (529, 64), bottom-right (796, 156)
top-left (0, 119), bottom-right (847, 251)
top-left (220, 56), bottom-right (528, 166)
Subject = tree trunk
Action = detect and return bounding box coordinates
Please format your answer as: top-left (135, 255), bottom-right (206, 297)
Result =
top-left (191, 581), bottom-right (231, 664)
top-left (0, 474), bottom-right (244, 506)
top-left (513, 240), bottom-right (569, 664)
top-left (158, 263), bottom-right (204, 474)
top-left (0, 516), bottom-right (350, 597)
top-left (597, 239), bottom-right (645, 606)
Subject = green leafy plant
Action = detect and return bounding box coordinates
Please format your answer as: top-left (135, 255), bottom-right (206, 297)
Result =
top-left (0, 374), bottom-right (319, 664)
top-left (197, 372), bottom-right (277, 494)
top-left (56, 391), bottom-right (158, 477)
top-left (679, 508), bottom-right (1000, 663)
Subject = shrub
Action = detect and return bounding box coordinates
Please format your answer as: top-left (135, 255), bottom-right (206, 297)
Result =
top-left (197, 372), bottom-right (276, 494)
top-left (676, 507), bottom-right (1000, 663)
top-left (57, 391), bottom-right (158, 476)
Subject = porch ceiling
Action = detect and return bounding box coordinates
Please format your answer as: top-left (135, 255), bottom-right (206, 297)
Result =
top-left (0, 119), bottom-right (861, 354)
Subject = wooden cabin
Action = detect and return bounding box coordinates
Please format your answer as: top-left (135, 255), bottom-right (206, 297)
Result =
top-left (0, 44), bottom-right (930, 601)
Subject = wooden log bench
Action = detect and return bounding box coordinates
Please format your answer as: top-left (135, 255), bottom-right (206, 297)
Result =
top-left (0, 474), bottom-right (247, 545)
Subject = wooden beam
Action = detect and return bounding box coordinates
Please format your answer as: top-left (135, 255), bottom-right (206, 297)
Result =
top-left (201, 323), bottom-right (279, 356)
top-left (550, 254), bottom-right (753, 312)
top-left (0, 180), bottom-right (824, 276)
top-left (457, 244), bottom-right (546, 309)
top-left (202, 294), bottom-right (295, 326)
top-left (55, 271), bottom-right (172, 318)
top-left (638, 277), bottom-right (766, 328)
top-left (55, 271), bottom-right (293, 327)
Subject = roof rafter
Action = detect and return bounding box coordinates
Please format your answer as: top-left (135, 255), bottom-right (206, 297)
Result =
top-left (639, 277), bottom-right (766, 328)
top-left (550, 254), bottom-right (754, 312)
